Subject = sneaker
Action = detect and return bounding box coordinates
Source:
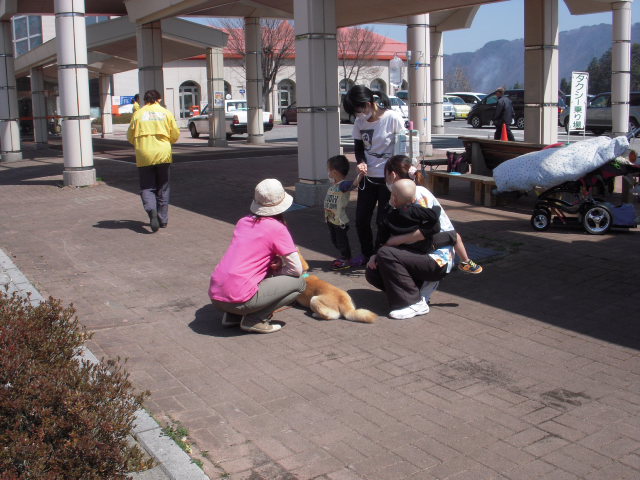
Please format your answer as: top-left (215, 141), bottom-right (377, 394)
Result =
top-left (349, 254), bottom-right (368, 268)
top-left (240, 319), bottom-right (282, 334)
top-left (389, 299), bottom-right (430, 319)
top-left (221, 312), bottom-right (243, 327)
top-left (420, 281), bottom-right (439, 304)
top-left (331, 258), bottom-right (351, 270)
top-left (148, 209), bottom-right (160, 233)
top-left (458, 259), bottom-right (483, 274)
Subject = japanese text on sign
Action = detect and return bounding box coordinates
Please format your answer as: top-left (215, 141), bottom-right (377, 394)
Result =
top-left (568, 72), bottom-right (589, 132)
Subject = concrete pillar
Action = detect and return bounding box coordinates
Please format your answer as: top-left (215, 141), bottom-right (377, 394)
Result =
top-left (136, 21), bottom-right (164, 100)
top-left (523, 0), bottom-right (558, 145)
top-left (55, 0), bottom-right (95, 186)
top-left (0, 20), bottom-right (22, 162)
top-left (99, 74), bottom-right (113, 137)
top-left (293, 0), bottom-right (340, 206)
top-left (245, 17), bottom-right (265, 144)
top-left (30, 67), bottom-right (48, 147)
top-left (611, 1), bottom-right (632, 137)
top-left (206, 46), bottom-right (227, 147)
top-left (430, 28), bottom-right (444, 135)
top-left (407, 14), bottom-right (432, 157)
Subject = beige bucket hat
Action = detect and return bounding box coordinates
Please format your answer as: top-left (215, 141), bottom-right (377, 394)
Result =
top-left (250, 178), bottom-right (294, 216)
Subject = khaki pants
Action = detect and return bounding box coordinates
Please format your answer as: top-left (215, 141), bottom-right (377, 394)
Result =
top-left (212, 275), bottom-right (305, 325)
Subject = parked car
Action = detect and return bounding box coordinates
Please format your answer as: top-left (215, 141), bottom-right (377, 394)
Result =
top-left (467, 89), bottom-right (525, 130)
top-left (445, 92), bottom-right (486, 107)
top-left (559, 91), bottom-right (640, 135)
top-left (188, 100), bottom-right (274, 139)
top-left (281, 103), bottom-right (297, 124)
top-left (442, 97), bottom-right (456, 122)
top-left (444, 95), bottom-right (471, 119)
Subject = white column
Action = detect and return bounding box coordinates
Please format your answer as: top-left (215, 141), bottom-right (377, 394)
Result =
top-left (0, 20), bottom-right (22, 162)
top-left (293, 0), bottom-right (340, 206)
top-left (524, 0), bottom-right (558, 144)
top-left (55, 0), bottom-right (95, 186)
top-left (99, 74), bottom-right (113, 137)
top-left (30, 67), bottom-right (48, 147)
top-left (430, 28), bottom-right (444, 135)
top-left (612, 1), bottom-right (632, 137)
top-left (136, 21), bottom-right (164, 100)
top-left (206, 47), bottom-right (227, 147)
top-left (407, 14), bottom-right (432, 157)
top-left (245, 17), bottom-right (265, 144)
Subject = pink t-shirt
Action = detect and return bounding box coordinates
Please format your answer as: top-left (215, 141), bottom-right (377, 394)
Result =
top-left (209, 216), bottom-right (297, 303)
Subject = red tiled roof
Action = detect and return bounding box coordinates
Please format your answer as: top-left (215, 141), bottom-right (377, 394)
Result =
top-left (189, 26), bottom-right (407, 61)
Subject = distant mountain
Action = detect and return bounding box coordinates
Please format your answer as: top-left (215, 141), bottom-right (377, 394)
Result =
top-left (444, 23), bottom-right (640, 93)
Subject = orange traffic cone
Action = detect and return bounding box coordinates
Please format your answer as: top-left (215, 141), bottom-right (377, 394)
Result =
top-left (500, 123), bottom-right (509, 141)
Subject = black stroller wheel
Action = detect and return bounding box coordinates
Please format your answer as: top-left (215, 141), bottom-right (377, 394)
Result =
top-left (582, 205), bottom-right (612, 235)
top-left (530, 209), bottom-right (551, 231)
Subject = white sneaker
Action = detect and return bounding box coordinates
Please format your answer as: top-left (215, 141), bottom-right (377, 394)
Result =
top-left (420, 281), bottom-right (439, 304)
top-left (389, 299), bottom-right (430, 319)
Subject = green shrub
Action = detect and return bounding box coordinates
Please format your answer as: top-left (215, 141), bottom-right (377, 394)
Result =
top-left (113, 113), bottom-right (133, 124)
top-left (0, 291), bottom-right (153, 479)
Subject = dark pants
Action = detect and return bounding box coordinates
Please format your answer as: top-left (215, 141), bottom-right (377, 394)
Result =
top-left (494, 121), bottom-right (515, 141)
top-left (356, 177), bottom-right (391, 258)
top-left (327, 222), bottom-right (351, 259)
top-left (138, 163), bottom-right (170, 225)
top-left (365, 245), bottom-right (448, 310)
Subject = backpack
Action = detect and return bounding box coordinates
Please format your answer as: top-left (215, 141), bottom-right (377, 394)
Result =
top-left (446, 151), bottom-right (470, 174)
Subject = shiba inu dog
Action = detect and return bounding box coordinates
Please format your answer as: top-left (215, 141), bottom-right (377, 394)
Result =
top-left (296, 254), bottom-right (377, 324)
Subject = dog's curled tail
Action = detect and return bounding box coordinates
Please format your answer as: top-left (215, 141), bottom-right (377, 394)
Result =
top-left (343, 308), bottom-right (377, 323)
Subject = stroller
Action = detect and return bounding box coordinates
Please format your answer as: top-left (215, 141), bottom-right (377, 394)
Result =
top-left (530, 138), bottom-right (640, 235)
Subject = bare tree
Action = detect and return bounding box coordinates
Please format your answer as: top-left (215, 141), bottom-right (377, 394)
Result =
top-left (337, 26), bottom-right (384, 86)
top-left (212, 18), bottom-right (295, 108)
top-left (445, 67), bottom-right (473, 92)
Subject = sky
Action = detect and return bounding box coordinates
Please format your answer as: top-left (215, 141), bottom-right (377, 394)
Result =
top-left (371, 0), bottom-right (640, 54)
top-left (186, 0), bottom-right (640, 55)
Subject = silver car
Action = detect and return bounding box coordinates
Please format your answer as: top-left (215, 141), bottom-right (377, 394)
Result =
top-left (559, 92), bottom-right (640, 135)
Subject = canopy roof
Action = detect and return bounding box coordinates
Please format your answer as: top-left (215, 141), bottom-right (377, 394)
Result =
top-left (14, 16), bottom-right (227, 81)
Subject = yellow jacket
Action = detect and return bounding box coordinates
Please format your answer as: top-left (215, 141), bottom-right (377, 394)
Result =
top-left (133, 101), bottom-right (140, 112)
top-left (127, 103), bottom-right (180, 167)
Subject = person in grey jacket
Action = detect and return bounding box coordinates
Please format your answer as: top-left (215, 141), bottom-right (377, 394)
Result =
top-left (493, 87), bottom-right (515, 141)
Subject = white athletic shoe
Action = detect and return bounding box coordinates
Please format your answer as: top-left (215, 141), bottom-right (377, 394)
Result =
top-left (389, 299), bottom-right (430, 319)
top-left (420, 281), bottom-right (439, 304)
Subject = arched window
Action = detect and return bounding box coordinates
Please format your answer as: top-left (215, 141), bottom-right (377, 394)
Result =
top-left (179, 81), bottom-right (200, 118)
top-left (339, 78), bottom-right (355, 94)
top-left (370, 78), bottom-right (386, 94)
top-left (400, 79), bottom-right (408, 90)
top-left (277, 79), bottom-right (296, 114)
top-left (224, 81), bottom-right (232, 98)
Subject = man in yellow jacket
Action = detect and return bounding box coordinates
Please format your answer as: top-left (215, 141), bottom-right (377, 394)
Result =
top-left (132, 94), bottom-right (140, 112)
top-left (127, 90), bottom-right (180, 232)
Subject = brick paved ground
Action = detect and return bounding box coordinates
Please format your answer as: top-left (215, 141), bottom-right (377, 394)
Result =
top-left (1, 135), bottom-right (640, 479)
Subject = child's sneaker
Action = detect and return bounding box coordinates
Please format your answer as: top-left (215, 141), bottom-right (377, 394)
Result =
top-left (349, 254), bottom-right (368, 268)
top-left (331, 258), bottom-right (351, 270)
top-left (458, 259), bottom-right (483, 274)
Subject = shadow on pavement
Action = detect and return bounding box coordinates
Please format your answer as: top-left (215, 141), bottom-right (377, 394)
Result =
top-left (93, 220), bottom-right (151, 234)
top-left (189, 303), bottom-right (245, 338)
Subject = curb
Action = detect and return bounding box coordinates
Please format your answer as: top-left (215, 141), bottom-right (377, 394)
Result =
top-left (0, 248), bottom-right (209, 480)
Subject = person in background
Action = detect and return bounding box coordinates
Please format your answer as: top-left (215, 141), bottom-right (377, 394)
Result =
top-left (127, 89), bottom-right (180, 232)
top-left (209, 179), bottom-right (305, 334)
top-left (342, 85), bottom-right (405, 267)
top-left (493, 87), bottom-right (515, 141)
top-left (132, 94), bottom-right (140, 112)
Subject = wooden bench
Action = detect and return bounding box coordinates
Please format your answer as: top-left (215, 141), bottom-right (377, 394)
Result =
top-left (424, 171), bottom-right (497, 207)
top-left (458, 136), bottom-right (546, 176)
top-left (420, 158), bottom-right (448, 170)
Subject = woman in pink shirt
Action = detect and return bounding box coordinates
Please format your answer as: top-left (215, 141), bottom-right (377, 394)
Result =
top-left (209, 179), bottom-right (305, 334)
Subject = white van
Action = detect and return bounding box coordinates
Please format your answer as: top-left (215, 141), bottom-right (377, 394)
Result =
top-left (444, 92), bottom-right (486, 107)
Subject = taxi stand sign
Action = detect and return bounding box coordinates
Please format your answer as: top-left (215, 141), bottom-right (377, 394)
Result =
top-left (568, 71), bottom-right (589, 135)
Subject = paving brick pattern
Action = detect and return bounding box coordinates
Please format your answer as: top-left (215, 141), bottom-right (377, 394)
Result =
top-left (1, 138), bottom-right (639, 479)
